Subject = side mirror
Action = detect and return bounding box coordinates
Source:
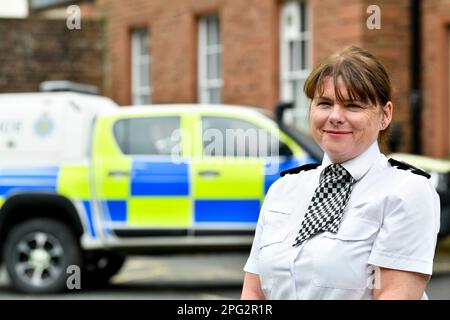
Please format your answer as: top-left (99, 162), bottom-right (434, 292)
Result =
top-left (275, 101), bottom-right (295, 126)
top-left (279, 142), bottom-right (294, 157)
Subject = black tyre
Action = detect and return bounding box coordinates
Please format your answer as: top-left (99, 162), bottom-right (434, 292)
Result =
top-left (3, 218), bottom-right (82, 294)
top-left (83, 251), bottom-right (125, 288)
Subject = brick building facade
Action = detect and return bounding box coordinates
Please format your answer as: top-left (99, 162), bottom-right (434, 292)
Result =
top-left (422, 0), bottom-right (450, 157)
top-left (100, 0), bottom-right (416, 152)
top-left (8, 0), bottom-right (450, 157)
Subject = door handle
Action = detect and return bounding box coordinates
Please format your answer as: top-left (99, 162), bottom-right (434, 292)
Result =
top-left (198, 170), bottom-right (220, 177)
top-left (108, 170), bottom-right (130, 178)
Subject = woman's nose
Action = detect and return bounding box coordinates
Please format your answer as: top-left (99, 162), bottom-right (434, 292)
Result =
top-left (328, 104), bottom-right (345, 125)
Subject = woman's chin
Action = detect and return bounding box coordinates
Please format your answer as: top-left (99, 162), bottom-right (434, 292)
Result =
top-left (321, 141), bottom-right (349, 153)
top-left (321, 146), bottom-right (352, 162)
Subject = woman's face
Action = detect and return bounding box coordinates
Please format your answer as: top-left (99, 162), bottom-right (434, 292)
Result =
top-left (310, 76), bottom-right (392, 164)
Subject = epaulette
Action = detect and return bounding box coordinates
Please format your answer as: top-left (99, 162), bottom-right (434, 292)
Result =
top-left (388, 158), bottom-right (431, 179)
top-left (280, 163), bottom-right (320, 177)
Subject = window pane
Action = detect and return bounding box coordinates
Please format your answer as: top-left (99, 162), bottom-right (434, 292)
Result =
top-left (140, 93), bottom-right (150, 104)
top-left (148, 61), bottom-right (152, 87)
top-left (289, 41), bottom-right (301, 71)
top-left (139, 63), bottom-right (150, 87)
top-left (207, 53), bottom-right (220, 80)
top-left (206, 16), bottom-right (219, 45)
top-left (301, 39), bottom-right (308, 70)
top-left (292, 79), bottom-right (309, 130)
top-left (133, 94), bottom-right (147, 104)
top-left (291, 80), bottom-right (298, 106)
top-left (133, 93), bottom-right (150, 105)
top-left (218, 52), bottom-right (222, 78)
top-left (209, 88), bottom-right (221, 104)
top-left (140, 32), bottom-right (149, 56)
top-left (114, 117), bottom-right (181, 155)
top-left (300, 1), bottom-right (307, 32)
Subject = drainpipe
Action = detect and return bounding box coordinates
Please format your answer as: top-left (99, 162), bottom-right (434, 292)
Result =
top-left (410, 0), bottom-right (422, 154)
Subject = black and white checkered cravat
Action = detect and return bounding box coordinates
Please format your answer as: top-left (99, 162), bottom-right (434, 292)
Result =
top-left (293, 164), bottom-right (355, 247)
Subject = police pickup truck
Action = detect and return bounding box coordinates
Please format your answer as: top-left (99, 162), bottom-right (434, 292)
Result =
top-left (0, 92), bottom-right (319, 293)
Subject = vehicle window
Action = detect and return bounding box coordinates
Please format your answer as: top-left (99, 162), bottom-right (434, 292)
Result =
top-left (201, 116), bottom-right (292, 158)
top-left (114, 116), bottom-right (181, 156)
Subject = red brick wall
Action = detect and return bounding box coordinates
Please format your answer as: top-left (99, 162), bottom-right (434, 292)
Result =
top-left (311, 0), bottom-right (365, 61)
top-left (422, 0), bottom-right (450, 158)
top-left (311, 0), bottom-right (411, 153)
top-left (362, 0), bottom-right (411, 153)
top-left (0, 18), bottom-right (105, 95)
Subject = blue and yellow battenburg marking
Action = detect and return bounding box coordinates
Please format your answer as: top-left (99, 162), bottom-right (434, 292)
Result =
top-left (102, 156), bottom-right (312, 227)
top-left (0, 155), bottom-right (313, 236)
top-left (102, 158), bottom-right (191, 228)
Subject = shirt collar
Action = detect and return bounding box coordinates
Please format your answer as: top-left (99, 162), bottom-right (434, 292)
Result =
top-left (321, 141), bottom-right (381, 181)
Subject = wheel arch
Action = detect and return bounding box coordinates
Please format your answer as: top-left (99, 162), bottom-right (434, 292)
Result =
top-left (0, 193), bottom-right (85, 265)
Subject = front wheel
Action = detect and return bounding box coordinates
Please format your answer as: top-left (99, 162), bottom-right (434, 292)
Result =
top-left (3, 218), bottom-right (82, 294)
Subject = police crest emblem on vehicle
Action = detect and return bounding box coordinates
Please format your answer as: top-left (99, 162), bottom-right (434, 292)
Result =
top-left (33, 113), bottom-right (54, 138)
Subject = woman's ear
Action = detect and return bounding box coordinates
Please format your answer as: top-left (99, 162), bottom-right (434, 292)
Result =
top-left (381, 101), bottom-right (393, 130)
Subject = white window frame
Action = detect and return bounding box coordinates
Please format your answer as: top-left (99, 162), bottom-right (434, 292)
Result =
top-left (198, 15), bottom-right (223, 104)
top-left (131, 28), bottom-right (151, 105)
top-left (280, 0), bottom-right (311, 131)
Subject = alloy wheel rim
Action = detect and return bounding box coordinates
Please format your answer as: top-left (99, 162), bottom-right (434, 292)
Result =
top-left (14, 232), bottom-right (65, 287)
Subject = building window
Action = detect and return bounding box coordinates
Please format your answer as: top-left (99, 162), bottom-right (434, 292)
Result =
top-left (198, 15), bottom-right (222, 104)
top-left (131, 29), bottom-right (151, 105)
top-left (280, 1), bottom-right (310, 131)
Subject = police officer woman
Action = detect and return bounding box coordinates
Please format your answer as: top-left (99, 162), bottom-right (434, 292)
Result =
top-left (241, 45), bottom-right (440, 300)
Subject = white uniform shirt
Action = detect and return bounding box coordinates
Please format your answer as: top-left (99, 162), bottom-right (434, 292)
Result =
top-left (244, 142), bottom-right (440, 299)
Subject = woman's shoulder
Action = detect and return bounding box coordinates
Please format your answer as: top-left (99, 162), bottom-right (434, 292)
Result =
top-left (380, 156), bottom-right (437, 198)
top-left (267, 162), bottom-right (321, 196)
top-left (376, 157), bottom-right (440, 234)
top-left (279, 162), bottom-right (321, 177)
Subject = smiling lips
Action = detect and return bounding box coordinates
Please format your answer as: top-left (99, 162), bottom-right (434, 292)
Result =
top-left (323, 130), bottom-right (352, 136)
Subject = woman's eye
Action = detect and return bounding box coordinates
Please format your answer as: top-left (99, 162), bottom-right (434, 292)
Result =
top-left (347, 103), bottom-right (363, 109)
top-left (317, 101), bottom-right (331, 107)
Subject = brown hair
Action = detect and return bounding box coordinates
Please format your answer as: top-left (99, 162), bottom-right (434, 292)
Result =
top-left (304, 45), bottom-right (392, 143)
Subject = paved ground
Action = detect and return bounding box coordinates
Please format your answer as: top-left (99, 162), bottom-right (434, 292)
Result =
top-left (0, 253), bottom-right (245, 300)
top-left (1, 247), bottom-right (450, 300)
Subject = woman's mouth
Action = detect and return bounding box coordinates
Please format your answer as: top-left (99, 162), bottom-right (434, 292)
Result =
top-left (323, 130), bottom-right (352, 136)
